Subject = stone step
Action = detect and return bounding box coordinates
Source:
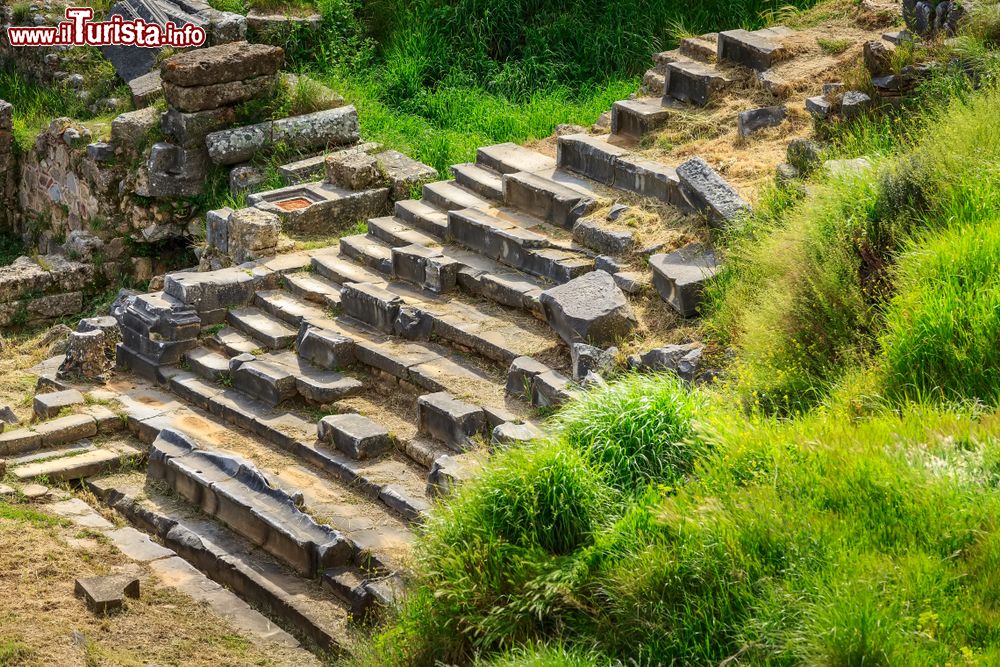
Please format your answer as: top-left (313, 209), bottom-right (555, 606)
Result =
top-left (312, 250), bottom-right (386, 286)
top-left (212, 326), bottom-right (260, 357)
top-left (367, 216), bottom-right (439, 249)
top-left (226, 307), bottom-right (299, 350)
top-left (284, 272), bottom-right (343, 310)
top-left (12, 442), bottom-right (141, 482)
top-left (649, 243), bottom-right (721, 317)
top-left (33, 388), bottom-right (85, 420)
top-left (153, 380), bottom-right (435, 523)
top-left (501, 171), bottom-right (595, 229)
top-left (148, 427), bottom-right (356, 577)
top-left (717, 28), bottom-right (789, 71)
top-left (266, 351), bottom-right (365, 405)
top-left (556, 134), bottom-right (690, 208)
top-left (642, 68), bottom-right (666, 96)
top-left (450, 163), bottom-right (504, 201)
top-left (393, 199), bottom-right (449, 238)
top-left (448, 208), bottom-right (593, 283)
top-left (476, 143), bottom-right (556, 175)
top-left (110, 380), bottom-right (424, 550)
top-left (227, 357), bottom-right (300, 406)
top-left (422, 180), bottom-right (492, 212)
top-left (339, 234), bottom-right (393, 274)
top-left (679, 33), bottom-right (718, 62)
top-left (256, 289), bottom-right (328, 327)
top-left (88, 471), bottom-right (358, 651)
top-left (612, 97), bottom-right (672, 141)
top-left (0, 411), bottom-right (113, 457)
top-left (185, 346), bottom-right (230, 382)
top-left (664, 60), bottom-right (733, 106)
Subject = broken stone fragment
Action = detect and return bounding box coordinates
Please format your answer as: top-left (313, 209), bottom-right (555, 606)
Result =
top-left (629, 342), bottom-right (705, 381)
top-left (841, 91), bottom-right (873, 118)
top-left (229, 165), bottom-right (267, 194)
top-left (58, 329), bottom-right (113, 383)
top-left (226, 207), bottom-right (281, 264)
top-left (737, 105), bottom-right (787, 138)
top-left (206, 106), bottom-right (360, 165)
top-left (570, 343), bottom-right (618, 381)
top-left (539, 270), bottom-right (637, 348)
top-left (326, 151), bottom-right (385, 190)
top-left (863, 40), bottom-right (895, 78)
top-left (160, 41), bottom-right (284, 87)
top-left (74, 574), bottom-right (140, 614)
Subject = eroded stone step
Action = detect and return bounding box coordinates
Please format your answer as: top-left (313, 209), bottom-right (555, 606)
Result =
top-left (556, 133), bottom-right (691, 209)
top-left (12, 440), bottom-right (141, 482)
top-left (679, 33), bottom-right (718, 62)
top-left (476, 143), bottom-right (556, 175)
top-left (148, 428), bottom-right (356, 577)
top-left (448, 208), bottom-right (593, 283)
top-left (340, 234), bottom-right (393, 274)
top-left (717, 28), bottom-right (789, 71)
top-left (664, 60), bottom-right (734, 106)
top-left (367, 216), bottom-right (439, 249)
top-left (450, 163), bottom-right (504, 200)
top-left (612, 97), bottom-right (672, 141)
top-left (649, 243), bottom-right (721, 317)
top-left (211, 326), bottom-right (260, 356)
top-left (88, 471), bottom-right (360, 650)
top-left (106, 381), bottom-right (420, 561)
top-left (160, 378), bottom-right (435, 522)
top-left (312, 249), bottom-right (387, 287)
top-left (393, 199), bottom-right (450, 238)
top-left (186, 346), bottom-right (230, 382)
top-left (227, 307), bottom-right (298, 350)
top-left (0, 408), bottom-right (122, 457)
top-left (422, 180), bottom-right (492, 212)
top-left (502, 171), bottom-right (595, 229)
top-left (284, 272), bottom-right (343, 310)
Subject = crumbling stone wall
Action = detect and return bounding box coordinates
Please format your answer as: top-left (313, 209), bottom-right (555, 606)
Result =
top-left (0, 100), bottom-right (15, 229)
top-left (15, 117), bottom-right (198, 257)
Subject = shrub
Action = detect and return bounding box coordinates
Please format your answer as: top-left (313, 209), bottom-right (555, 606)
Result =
top-left (552, 373), bottom-right (705, 492)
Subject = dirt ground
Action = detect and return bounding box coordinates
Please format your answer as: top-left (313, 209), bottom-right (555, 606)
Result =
top-left (0, 500), bottom-right (313, 667)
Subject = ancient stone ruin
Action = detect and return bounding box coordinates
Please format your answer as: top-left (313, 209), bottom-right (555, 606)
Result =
top-left (0, 0), bottom-right (967, 658)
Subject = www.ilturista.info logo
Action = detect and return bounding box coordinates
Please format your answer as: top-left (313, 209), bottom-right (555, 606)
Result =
top-left (7, 7), bottom-right (206, 47)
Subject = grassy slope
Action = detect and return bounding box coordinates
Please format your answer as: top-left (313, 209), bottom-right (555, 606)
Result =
top-left (347, 5), bottom-right (1000, 666)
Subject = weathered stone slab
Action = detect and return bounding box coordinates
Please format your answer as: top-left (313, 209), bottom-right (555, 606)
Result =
top-left (717, 29), bottom-right (788, 70)
top-left (531, 369), bottom-right (575, 409)
top-left (161, 106), bottom-right (236, 148)
top-left (33, 389), bottom-right (85, 420)
top-left (417, 392), bottom-right (486, 450)
top-left (502, 171), bottom-right (594, 229)
top-left (737, 105), bottom-right (787, 137)
top-left (75, 574), bottom-right (140, 614)
top-left (611, 97), bottom-right (671, 140)
top-left (340, 282), bottom-right (403, 333)
top-left (206, 106), bottom-right (360, 165)
top-left (161, 41), bottom-right (284, 87)
top-left (491, 421), bottom-right (543, 447)
top-left (556, 133), bottom-right (629, 185)
top-left (318, 413), bottom-right (392, 460)
top-left (295, 323), bottom-right (355, 370)
top-left (649, 243), bottom-right (720, 317)
top-left (128, 70), bottom-right (163, 108)
top-left (376, 150), bottom-right (439, 200)
top-left (149, 428), bottom-right (353, 576)
top-left (163, 74), bottom-right (278, 113)
top-left (539, 270), bottom-right (637, 347)
top-left (675, 157), bottom-right (749, 225)
top-left (664, 60), bottom-right (732, 106)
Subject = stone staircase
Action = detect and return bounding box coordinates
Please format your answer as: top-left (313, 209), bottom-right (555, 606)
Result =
top-left (629, 27), bottom-right (798, 140)
top-left (99, 80), bottom-right (749, 660)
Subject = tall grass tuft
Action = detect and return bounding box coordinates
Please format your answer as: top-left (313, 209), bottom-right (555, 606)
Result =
top-left (552, 373), bottom-right (705, 492)
top-left (880, 219), bottom-right (1000, 404)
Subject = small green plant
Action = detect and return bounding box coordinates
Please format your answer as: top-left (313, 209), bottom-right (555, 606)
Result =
top-left (817, 37), bottom-right (853, 54)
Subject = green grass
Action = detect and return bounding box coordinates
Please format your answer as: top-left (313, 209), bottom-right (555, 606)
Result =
top-left (0, 639), bottom-right (30, 667)
top-left (0, 501), bottom-right (66, 528)
top-left (706, 71), bottom-right (1000, 413)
